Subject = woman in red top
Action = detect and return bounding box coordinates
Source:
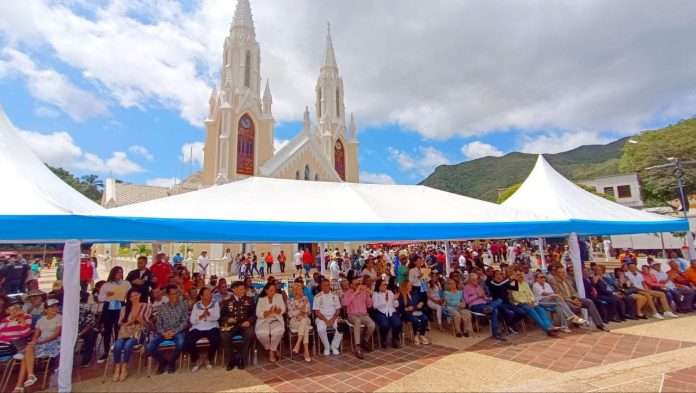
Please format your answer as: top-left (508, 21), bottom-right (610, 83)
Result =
top-left (150, 254), bottom-right (173, 289)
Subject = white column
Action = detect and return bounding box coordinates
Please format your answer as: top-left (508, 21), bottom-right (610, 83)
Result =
top-left (58, 240), bottom-right (81, 393)
top-left (537, 237), bottom-right (545, 270)
top-left (319, 243), bottom-right (327, 275)
top-left (444, 242), bottom-right (452, 276)
top-left (568, 233), bottom-right (586, 298)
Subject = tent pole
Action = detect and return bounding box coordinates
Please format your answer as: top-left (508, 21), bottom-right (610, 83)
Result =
top-left (58, 240), bottom-right (81, 393)
top-left (444, 241), bottom-right (451, 276)
top-left (568, 233), bottom-right (586, 298)
top-left (537, 237), bottom-right (545, 270)
top-left (319, 243), bottom-right (327, 276)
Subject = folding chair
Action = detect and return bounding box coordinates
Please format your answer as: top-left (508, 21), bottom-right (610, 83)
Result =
top-left (0, 355), bottom-right (16, 392)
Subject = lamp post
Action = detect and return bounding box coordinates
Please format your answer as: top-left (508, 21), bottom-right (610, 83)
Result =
top-left (642, 156), bottom-right (696, 259)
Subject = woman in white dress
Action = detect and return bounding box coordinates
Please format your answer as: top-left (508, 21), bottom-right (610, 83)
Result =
top-left (255, 282), bottom-right (286, 362)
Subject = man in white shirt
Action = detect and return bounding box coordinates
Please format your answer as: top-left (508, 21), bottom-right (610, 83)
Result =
top-left (197, 251), bottom-right (210, 278)
top-left (329, 253), bottom-right (341, 281)
top-left (294, 249), bottom-right (303, 274)
top-left (625, 262), bottom-right (677, 319)
top-left (458, 253), bottom-right (467, 270)
top-left (313, 279), bottom-right (343, 356)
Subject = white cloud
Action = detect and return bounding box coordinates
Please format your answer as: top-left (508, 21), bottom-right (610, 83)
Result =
top-left (128, 145), bottom-right (154, 161)
top-left (519, 131), bottom-right (612, 154)
top-left (18, 130), bottom-right (82, 167)
top-left (273, 138), bottom-right (289, 153)
top-left (360, 171), bottom-right (396, 185)
top-left (1, 1), bottom-right (695, 137)
top-left (0, 48), bottom-right (108, 121)
top-left (181, 141), bottom-right (205, 167)
top-left (73, 151), bottom-right (144, 175)
top-left (19, 129), bottom-right (144, 175)
top-left (145, 177), bottom-right (181, 188)
top-left (34, 106), bottom-right (60, 119)
top-left (388, 146), bottom-right (450, 176)
top-left (461, 141), bottom-right (504, 160)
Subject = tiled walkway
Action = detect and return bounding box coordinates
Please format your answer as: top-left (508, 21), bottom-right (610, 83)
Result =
top-left (662, 365), bottom-right (696, 393)
top-left (469, 329), bottom-right (695, 372)
top-left (251, 344), bottom-right (455, 393)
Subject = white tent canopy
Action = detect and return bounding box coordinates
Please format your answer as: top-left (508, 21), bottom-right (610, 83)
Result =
top-left (503, 155), bottom-right (692, 300)
top-left (93, 176), bottom-right (570, 242)
top-left (502, 155), bottom-right (688, 235)
top-left (0, 107), bottom-right (101, 217)
top-left (0, 107), bottom-right (103, 392)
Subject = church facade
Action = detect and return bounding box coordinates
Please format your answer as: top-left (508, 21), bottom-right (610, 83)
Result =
top-left (200, 0), bottom-right (359, 187)
top-left (99, 0), bottom-right (360, 262)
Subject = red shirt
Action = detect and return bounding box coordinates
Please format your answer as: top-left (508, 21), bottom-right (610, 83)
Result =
top-left (278, 254), bottom-right (286, 263)
top-left (0, 314), bottom-right (32, 344)
top-left (150, 261), bottom-right (173, 289)
top-left (265, 254), bottom-right (273, 264)
top-left (302, 251), bottom-right (313, 265)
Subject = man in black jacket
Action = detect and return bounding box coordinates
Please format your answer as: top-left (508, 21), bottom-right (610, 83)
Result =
top-left (126, 256), bottom-right (154, 301)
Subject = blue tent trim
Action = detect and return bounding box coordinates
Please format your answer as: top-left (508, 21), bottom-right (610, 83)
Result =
top-left (0, 215), bottom-right (689, 243)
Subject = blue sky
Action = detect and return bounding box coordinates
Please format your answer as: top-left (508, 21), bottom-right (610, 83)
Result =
top-left (1, 0), bottom-right (695, 187)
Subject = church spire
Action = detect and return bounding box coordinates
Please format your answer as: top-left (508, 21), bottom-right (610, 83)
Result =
top-left (303, 106), bottom-right (311, 132)
top-left (323, 22), bottom-right (337, 69)
top-left (231, 0), bottom-right (255, 35)
top-left (263, 79), bottom-right (272, 113)
top-left (349, 112), bottom-right (357, 140)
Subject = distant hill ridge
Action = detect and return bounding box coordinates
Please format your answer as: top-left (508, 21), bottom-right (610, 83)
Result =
top-left (420, 137), bottom-right (630, 202)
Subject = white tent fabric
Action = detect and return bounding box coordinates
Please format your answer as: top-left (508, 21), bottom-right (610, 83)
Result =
top-left (0, 107), bottom-right (102, 216)
top-left (0, 107), bottom-right (103, 393)
top-left (502, 155), bottom-right (688, 235)
top-left (503, 155), bottom-right (691, 299)
top-left (93, 176), bottom-right (570, 242)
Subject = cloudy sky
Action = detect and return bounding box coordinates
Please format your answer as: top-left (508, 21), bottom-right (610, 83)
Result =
top-left (1, 0), bottom-right (695, 186)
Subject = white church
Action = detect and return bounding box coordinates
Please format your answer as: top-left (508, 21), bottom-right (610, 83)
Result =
top-left (100, 0), bottom-right (360, 258)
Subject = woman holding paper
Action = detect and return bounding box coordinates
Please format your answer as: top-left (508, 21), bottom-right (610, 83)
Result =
top-left (97, 266), bottom-right (132, 364)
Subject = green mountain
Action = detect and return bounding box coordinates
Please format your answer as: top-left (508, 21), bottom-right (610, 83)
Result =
top-left (420, 137), bottom-right (630, 202)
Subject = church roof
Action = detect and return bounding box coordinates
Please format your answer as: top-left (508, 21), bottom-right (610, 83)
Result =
top-left (259, 131), bottom-right (341, 181)
top-left (102, 182), bottom-right (172, 208)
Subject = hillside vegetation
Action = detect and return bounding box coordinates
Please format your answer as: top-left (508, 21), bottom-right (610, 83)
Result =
top-left (421, 118), bottom-right (696, 204)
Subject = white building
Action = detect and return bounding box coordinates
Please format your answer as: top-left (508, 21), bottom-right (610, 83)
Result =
top-left (579, 173), bottom-right (644, 208)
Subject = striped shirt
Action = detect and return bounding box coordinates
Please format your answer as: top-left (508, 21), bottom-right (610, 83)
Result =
top-left (0, 314), bottom-right (32, 343)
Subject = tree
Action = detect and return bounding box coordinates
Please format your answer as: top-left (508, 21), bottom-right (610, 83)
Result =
top-left (619, 119), bottom-right (696, 208)
top-left (48, 165), bottom-right (104, 202)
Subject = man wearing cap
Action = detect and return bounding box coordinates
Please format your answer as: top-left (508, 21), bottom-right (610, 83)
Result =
top-left (1, 256), bottom-right (29, 294)
top-left (23, 290), bottom-right (46, 326)
top-left (149, 285), bottom-right (189, 374)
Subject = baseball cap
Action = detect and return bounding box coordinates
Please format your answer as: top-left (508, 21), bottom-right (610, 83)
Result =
top-left (46, 298), bottom-right (60, 307)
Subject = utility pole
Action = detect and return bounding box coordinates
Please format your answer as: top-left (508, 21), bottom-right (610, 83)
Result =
top-left (645, 158), bottom-right (696, 259)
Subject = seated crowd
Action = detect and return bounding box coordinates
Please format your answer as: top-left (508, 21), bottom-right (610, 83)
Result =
top-left (1, 245), bottom-right (696, 390)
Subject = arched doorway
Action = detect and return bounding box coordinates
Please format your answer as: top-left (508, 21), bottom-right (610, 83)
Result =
top-left (334, 139), bottom-right (346, 181)
top-left (237, 114), bottom-right (255, 175)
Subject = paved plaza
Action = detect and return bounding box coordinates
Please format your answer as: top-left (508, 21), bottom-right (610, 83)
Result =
top-left (58, 314), bottom-right (696, 393)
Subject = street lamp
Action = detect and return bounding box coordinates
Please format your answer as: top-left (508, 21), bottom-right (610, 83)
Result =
top-left (644, 158), bottom-right (696, 217)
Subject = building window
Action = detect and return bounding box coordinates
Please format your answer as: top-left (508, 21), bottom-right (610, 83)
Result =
top-left (244, 50), bottom-right (251, 88)
top-left (334, 139), bottom-right (346, 181)
top-left (617, 185), bottom-right (632, 198)
top-left (304, 165), bottom-right (310, 181)
top-left (236, 114), bottom-right (254, 175)
top-left (603, 187), bottom-right (615, 197)
top-left (336, 87), bottom-right (340, 117)
top-left (317, 88), bottom-right (322, 118)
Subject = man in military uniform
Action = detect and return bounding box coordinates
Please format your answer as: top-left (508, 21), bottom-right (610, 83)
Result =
top-left (220, 281), bottom-right (256, 370)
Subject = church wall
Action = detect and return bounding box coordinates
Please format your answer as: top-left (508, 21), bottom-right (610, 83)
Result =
top-left (202, 118), bottom-right (220, 185)
top-left (345, 141), bottom-right (359, 183)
